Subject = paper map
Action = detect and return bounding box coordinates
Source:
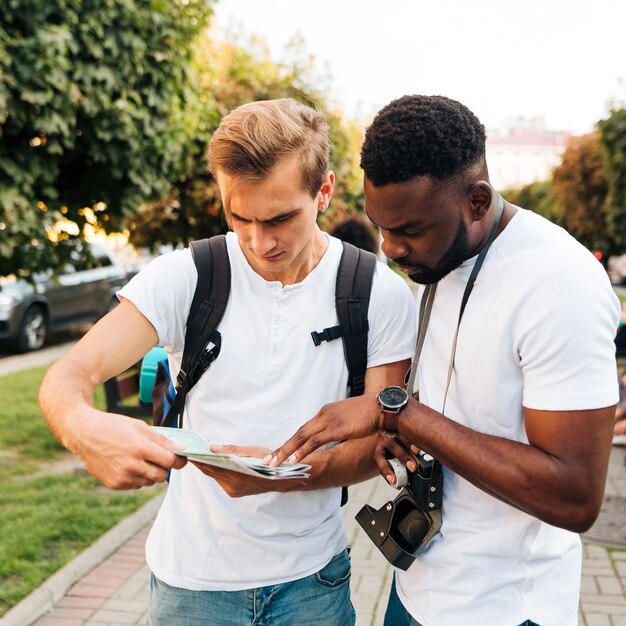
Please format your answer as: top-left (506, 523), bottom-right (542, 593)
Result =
top-left (152, 426), bottom-right (310, 480)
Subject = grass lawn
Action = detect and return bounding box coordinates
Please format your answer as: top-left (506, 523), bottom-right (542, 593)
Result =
top-left (0, 366), bottom-right (158, 617)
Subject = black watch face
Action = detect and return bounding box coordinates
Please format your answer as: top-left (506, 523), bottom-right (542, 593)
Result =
top-left (380, 386), bottom-right (408, 409)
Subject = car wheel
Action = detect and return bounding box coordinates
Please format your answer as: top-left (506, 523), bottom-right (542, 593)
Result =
top-left (16, 305), bottom-right (48, 352)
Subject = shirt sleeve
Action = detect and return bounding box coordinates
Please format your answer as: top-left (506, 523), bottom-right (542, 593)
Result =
top-left (366, 262), bottom-right (417, 369)
top-left (512, 251), bottom-right (620, 411)
top-left (116, 249), bottom-right (197, 353)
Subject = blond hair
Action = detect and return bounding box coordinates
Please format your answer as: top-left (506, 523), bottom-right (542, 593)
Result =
top-left (208, 99), bottom-right (329, 206)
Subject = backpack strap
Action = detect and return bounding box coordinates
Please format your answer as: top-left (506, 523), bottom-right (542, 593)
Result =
top-left (311, 241), bottom-right (376, 507)
top-left (311, 241), bottom-right (377, 398)
top-left (162, 235), bottom-right (231, 428)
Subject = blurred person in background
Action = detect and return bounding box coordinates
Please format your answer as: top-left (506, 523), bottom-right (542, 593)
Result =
top-left (329, 215), bottom-right (379, 255)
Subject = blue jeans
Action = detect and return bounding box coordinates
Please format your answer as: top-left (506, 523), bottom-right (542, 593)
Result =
top-left (384, 578), bottom-right (422, 626)
top-left (384, 576), bottom-right (540, 626)
top-left (148, 548), bottom-right (355, 626)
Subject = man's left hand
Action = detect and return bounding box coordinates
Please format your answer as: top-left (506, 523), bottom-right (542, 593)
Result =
top-left (267, 393), bottom-right (381, 468)
top-left (190, 444), bottom-right (306, 497)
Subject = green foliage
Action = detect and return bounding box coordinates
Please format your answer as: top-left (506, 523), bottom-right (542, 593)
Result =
top-left (0, 366), bottom-right (64, 469)
top-left (551, 132), bottom-right (614, 255)
top-left (502, 180), bottom-right (559, 224)
top-left (0, 0), bottom-right (215, 277)
top-left (0, 365), bottom-right (105, 478)
top-left (127, 32), bottom-right (365, 249)
top-left (0, 364), bottom-right (154, 615)
top-left (0, 474), bottom-right (157, 615)
top-left (2, 5), bottom-right (365, 266)
top-left (598, 107), bottom-right (626, 248)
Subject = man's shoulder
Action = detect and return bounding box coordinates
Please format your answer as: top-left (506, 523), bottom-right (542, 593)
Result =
top-left (499, 209), bottom-right (602, 276)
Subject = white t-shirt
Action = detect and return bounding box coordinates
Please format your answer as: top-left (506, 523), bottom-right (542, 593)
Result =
top-left (118, 232), bottom-right (416, 591)
top-left (397, 209), bottom-right (620, 626)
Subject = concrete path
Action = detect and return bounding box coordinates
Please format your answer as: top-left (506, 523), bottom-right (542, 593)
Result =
top-left (0, 445), bottom-right (623, 626)
top-left (0, 341), bottom-right (75, 377)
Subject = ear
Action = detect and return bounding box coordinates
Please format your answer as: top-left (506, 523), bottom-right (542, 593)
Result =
top-left (318, 170), bottom-right (335, 212)
top-left (468, 181), bottom-right (495, 222)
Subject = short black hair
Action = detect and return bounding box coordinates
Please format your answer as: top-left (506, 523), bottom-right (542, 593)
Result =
top-left (329, 216), bottom-right (378, 254)
top-left (360, 95), bottom-right (487, 186)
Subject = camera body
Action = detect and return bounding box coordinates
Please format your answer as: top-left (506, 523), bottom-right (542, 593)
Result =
top-left (356, 453), bottom-right (443, 570)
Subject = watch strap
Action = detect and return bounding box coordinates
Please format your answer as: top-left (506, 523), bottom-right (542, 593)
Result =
top-left (382, 408), bottom-right (399, 435)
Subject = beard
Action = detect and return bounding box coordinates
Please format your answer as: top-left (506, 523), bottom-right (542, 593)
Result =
top-left (407, 218), bottom-right (471, 285)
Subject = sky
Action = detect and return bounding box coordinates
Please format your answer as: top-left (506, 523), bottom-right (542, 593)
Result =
top-left (212, 0), bottom-right (626, 135)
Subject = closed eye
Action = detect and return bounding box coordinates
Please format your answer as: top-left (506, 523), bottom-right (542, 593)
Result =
top-left (270, 215), bottom-right (293, 224)
top-left (403, 228), bottom-right (424, 236)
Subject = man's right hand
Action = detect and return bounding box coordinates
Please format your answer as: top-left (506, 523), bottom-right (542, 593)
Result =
top-left (39, 299), bottom-right (186, 491)
top-left (73, 410), bottom-right (187, 490)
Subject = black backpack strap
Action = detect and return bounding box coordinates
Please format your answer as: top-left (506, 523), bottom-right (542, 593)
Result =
top-left (162, 235), bottom-right (231, 428)
top-left (325, 242), bottom-right (376, 507)
top-left (311, 241), bottom-right (376, 398)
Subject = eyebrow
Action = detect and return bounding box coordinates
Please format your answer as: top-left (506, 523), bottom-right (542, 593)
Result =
top-left (365, 209), bottom-right (425, 234)
top-left (230, 208), bottom-right (301, 224)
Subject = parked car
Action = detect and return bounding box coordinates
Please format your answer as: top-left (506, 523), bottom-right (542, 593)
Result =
top-left (0, 243), bottom-right (129, 352)
top-left (608, 254), bottom-right (626, 286)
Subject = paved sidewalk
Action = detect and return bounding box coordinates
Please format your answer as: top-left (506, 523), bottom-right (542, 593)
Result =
top-left (0, 341), bottom-right (75, 377)
top-left (23, 478), bottom-right (398, 626)
top-left (6, 447), bottom-right (626, 626)
top-left (578, 444), bottom-right (626, 626)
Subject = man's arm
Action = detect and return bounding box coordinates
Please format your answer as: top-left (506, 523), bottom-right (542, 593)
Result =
top-left (190, 358), bottom-right (410, 497)
top-left (268, 393), bottom-right (615, 532)
top-left (39, 299), bottom-right (187, 490)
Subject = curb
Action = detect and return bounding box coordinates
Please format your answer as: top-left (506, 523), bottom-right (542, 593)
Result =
top-left (0, 491), bottom-right (164, 626)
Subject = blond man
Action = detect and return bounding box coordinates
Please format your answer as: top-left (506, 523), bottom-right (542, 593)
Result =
top-left (40, 99), bottom-right (416, 625)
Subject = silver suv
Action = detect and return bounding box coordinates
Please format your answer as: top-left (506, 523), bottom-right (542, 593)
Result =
top-left (0, 243), bottom-right (129, 352)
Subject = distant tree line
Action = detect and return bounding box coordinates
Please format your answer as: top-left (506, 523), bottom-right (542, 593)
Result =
top-left (0, 1), bottom-right (364, 277)
top-left (503, 109), bottom-right (626, 260)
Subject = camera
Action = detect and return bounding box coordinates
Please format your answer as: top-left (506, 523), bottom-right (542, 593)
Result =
top-left (355, 453), bottom-right (443, 570)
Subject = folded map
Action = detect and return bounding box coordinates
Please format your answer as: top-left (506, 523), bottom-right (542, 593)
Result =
top-left (152, 426), bottom-right (310, 480)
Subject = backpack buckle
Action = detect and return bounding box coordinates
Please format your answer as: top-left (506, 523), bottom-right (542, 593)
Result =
top-left (311, 324), bottom-right (344, 346)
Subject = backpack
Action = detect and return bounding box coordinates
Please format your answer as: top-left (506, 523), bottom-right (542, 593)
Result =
top-left (147, 234), bottom-right (376, 502)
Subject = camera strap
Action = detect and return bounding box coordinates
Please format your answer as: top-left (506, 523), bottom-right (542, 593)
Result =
top-left (406, 195), bottom-right (505, 504)
top-left (407, 194), bottom-right (504, 406)
top-left (406, 281), bottom-right (437, 397)
top-left (441, 193), bottom-right (504, 413)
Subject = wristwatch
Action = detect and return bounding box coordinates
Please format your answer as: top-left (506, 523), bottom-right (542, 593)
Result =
top-left (377, 386), bottom-right (409, 438)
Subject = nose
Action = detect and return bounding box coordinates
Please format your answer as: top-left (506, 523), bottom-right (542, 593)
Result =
top-left (381, 232), bottom-right (409, 261)
top-left (251, 224), bottom-right (276, 256)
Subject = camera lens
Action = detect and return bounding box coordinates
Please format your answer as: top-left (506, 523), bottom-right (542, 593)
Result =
top-left (397, 509), bottom-right (430, 546)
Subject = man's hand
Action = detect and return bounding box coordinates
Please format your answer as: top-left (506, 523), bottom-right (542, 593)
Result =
top-left (374, 434), bottom-right (419, 485)
top-left (73, 411), bottom-right (187, 490)
top-left (191, 444), bottom-right (306, 497)
top-left (267, 393), bottom-right (381, 467)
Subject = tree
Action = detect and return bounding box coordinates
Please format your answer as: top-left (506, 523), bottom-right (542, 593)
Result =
top-left (551, 132), bottom-right (612, 255)
top-left (127, 31), bottom-right (365, 249)
top-left (502, 180), bottom-right (558, 225)
top-left (0, 0), bottom-right (214, 277)
top-left (598, 107), bottom-right (626, 249)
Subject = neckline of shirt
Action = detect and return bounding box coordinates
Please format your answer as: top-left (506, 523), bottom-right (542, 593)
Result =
top-left (226, 231), bottom-right (340, 292)
top-left (453, 206), bottom-right (524, 274)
